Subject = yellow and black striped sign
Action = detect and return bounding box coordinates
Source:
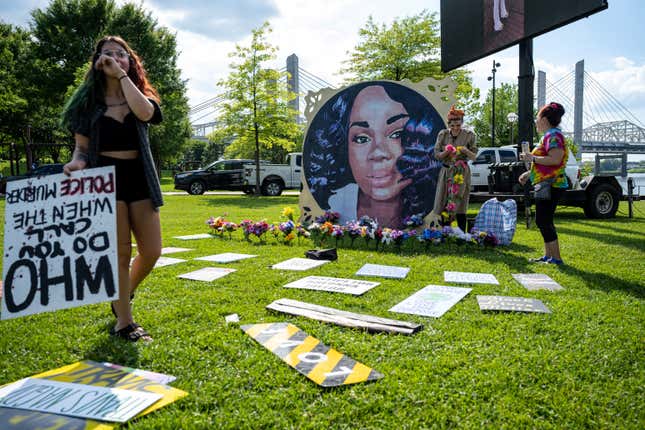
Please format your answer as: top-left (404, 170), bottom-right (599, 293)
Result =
top-left (241, 323), bottom-right (383, 387)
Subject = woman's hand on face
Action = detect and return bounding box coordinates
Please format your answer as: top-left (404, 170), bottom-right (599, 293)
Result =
top-left (518, 171), bottom-right (530, 185)
top-left (95, 55), bottom-right (125, 78)
top-left (63, 159), bottom-right (87, 176)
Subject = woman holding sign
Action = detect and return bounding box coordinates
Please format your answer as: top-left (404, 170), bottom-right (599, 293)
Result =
top-left (62, 36), bottom-right (163, 342)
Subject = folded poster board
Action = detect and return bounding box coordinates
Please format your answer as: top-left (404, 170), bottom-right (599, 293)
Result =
top-left (101, 363), bottom-right (176, 385)
top-left (2, 167), bottom-right (118, 320)
top-left (153, 257), bottom-right (186, 268)
top-left (476, 295), bottom-right (552, 313)
top-left (160, 247), bottom-right (192, 255)
top-left (271, 258), bottom-right (329, 271)
top-left (266, 298), bottom-right (422, 335)
top-left (0, 378), bottom-right (162, 423)
top-left (0, 360), bottom-right (187, 430)
top-left (355, 263), bottom-right (410, 279)
top-left (178, 267), bottom-right (236, 282)
top-left (444, 271), bottom-right (499, 285)
top-left (389, 285), bottom-right (472, 318)
top-left (512, 273), bottom-right (564, 291)
top-left (195, 253), bottom-right (257, 263)
top-left (241, 322), bottom-right (383, 387)
top-left (173, 233), bottom-right (212, 240)
top-left (284, 276), bottom-right (380, 296)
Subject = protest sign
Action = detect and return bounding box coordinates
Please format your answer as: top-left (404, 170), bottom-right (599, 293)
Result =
top-left (512, 274), bottom-right (564, 291)
top-left (476, 295), bottom-right (552, 313)
top-left (272, 258), bottom-right (329, 271)
top-left (173, 233), bottom-right (212, 240)
top-left (178, 267), bottom-right (236, 282)
top-left (389, 285), bottom-right (472, 318)
top-left (284, 276), bottom-right (380, 296)
top-left (160, 247), bottom-right (192, 255)
top-left (242, 322), bottom-right (383, 387)
top-left (444, 271), bottom-right (499, 285)
top-left (195, 253), bottom-right (257, 263)
top-left (2, 167), bottom-right (118, 320)
top-left (355, 263), bottom-right (410, 279)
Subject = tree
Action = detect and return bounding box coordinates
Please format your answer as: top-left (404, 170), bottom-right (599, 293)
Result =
top-left (339, 11), bottom-right (479, 110)
top-left (212, 22), bottom-right (301, 194)
top-left (471, 82), bottom-right (519, 147)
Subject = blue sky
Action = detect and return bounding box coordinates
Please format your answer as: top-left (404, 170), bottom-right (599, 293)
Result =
top-left (2, 0), bottom-right (644, 133)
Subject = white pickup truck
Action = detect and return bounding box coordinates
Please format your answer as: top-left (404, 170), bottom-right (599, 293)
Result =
top-left (469, 146), bottom-right (580, 191)
top-left (243, 152), bottom-right (302, 196)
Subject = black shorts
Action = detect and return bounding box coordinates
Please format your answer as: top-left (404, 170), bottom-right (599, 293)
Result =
top-left (98, 155), bottom-right (150, 203)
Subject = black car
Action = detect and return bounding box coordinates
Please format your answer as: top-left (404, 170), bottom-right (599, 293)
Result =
top-left (174, 159), bottom-right (268, 195)
top-left (0, 163), bottom-right (65, 194)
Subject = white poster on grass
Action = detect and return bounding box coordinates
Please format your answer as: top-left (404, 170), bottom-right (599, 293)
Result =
top-left (284, 276), bottom-right (380, 296)
top-left (355, 263), bottom-right (410, 279)
top-left (272, 258), bottom-right (329, 271)
top-left (389, 285), bottom-right (472, 318)
top-left (0, 378), bottom-right (162, 423)
top-left (195, 253), bottom-right (257, 263)
top-left (2, 167), bottom-right (118, 320)
top-left (444, 271), bottom-right (499, 285)
top-left (178, 267), bottom-right (236, 282)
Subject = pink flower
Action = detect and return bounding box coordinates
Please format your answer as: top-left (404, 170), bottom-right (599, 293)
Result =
top-left (446, 202), bottom-right (456, 212)
top-left (445, 144), bottom-right (456, 153)
top-left (451, 184), bottom-right (460, 194)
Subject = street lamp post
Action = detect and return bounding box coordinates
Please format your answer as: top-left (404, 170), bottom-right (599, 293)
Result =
top-left (507, 111), bottom-right (518, 149)
top-left (487, 60), bottom-right (501, 146)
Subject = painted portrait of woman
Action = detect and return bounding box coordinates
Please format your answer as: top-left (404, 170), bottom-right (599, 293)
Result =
top-left (302, 81), bottom-right (444, 228)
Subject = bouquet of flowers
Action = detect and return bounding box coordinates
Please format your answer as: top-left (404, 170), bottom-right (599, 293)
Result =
top-left (315, 210), bottom-right (340, 224)
top-left (281, 207), bottom-right (295, 221)
top-left (403, 213), bottom-right (424, 228)
top-left (240, 219), bottom-right (269, 242)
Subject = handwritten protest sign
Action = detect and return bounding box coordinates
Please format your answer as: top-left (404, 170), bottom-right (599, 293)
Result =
top-left (355, 263), bottom-right (410, 279)
top-left (389, 285), bottom-right (472, 318)
top-left (2, 167), bottom-right (118, 320)
top-left (284, 276), bottom-right (380, 296)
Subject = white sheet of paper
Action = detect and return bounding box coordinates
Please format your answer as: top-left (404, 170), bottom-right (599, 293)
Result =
top-left (512, 273), bottom-right (564, 291)
top-left (195, 253), bottom-right (257, 263)
top-left (173, 233), bottom-right (212, 240)
top-left (154, 257), bottom-right (186, 268)
top-left (444, 271), bottom-right (499, 285)
top-left (284, 276), bottom-right (380, 296)
top-left (161, 247), bottom-right (192, 255)
top-left (355, 263), bottom-right (410, 279)
top-left (272, 257), bottom-right (329, 271)
top-left (0, 378), bottom-right (162, 423)
top-left (178, 267), bottom-right (236, 282)
top-left (389, 285), bottom-right (472, 318)
top-left (476, 295), bottom-right (552, 313)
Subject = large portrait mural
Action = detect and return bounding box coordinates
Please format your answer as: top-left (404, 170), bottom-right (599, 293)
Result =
top-left (300, 79), bottom-right (456, 228)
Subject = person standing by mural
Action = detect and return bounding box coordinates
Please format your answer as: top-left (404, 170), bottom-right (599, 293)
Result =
top-left (61, 36), bottom-right (163, 342)
top-left (429, 106), bottom-right (477, 232)
top-left (519, 102), bottom-right (568, 265)
top-left (303, 81), bottom-right (443, 228)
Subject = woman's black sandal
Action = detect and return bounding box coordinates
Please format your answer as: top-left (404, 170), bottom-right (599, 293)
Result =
top-left (109, 323), bottom-right (152, 342)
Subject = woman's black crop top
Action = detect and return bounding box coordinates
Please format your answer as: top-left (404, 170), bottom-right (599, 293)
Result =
top-left (98, 112), bottom-right (139, 152)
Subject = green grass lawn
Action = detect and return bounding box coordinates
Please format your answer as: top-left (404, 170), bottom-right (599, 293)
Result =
top-left (0, 194), bottom-right (643, 429)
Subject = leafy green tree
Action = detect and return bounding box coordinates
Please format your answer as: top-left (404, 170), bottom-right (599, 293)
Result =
top-left (471, 82), bottom-right (519, 147)
top-left (0, 23), bottom-right (30, 143)
top-left (212, 22), bottom-right (301, 194)
top-left (339, 11), bottom-right (479, 109)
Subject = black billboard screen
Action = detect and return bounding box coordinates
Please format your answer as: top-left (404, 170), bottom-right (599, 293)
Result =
top-left (440, 0), bottom-right (608, 72)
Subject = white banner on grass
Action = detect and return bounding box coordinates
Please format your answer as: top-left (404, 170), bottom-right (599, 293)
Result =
top-left (178, 267), bottom-right (236, 282)
top-left (512, 273), bottom-right (564, 291)
top-left (272, 258), bottom-right (329, 271)
top-left (444, 271), bottom-right (499, 285)
top-left (160, 247), bottom-right (192, 255)
top-left (173, 233), bottom-right (212, 240)
top-left (195, 253), bottom-right (257, 263)
top-left (355, 263), bottom-right (410, 279)
top-left (389, 285), bottom-right (472, 318)
top-left (0, 378), bottom-right (162, 423)
top-left (284, 276), bottom-right (380, 295)
top-left (2, 167), bottom-right (118, 320)
top-left (153, 257), bottom-right (186, 268)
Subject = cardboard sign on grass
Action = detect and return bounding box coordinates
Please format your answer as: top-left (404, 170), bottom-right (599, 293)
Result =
top-left (0, 378), bottom-right (162, 423)
top-left (101, 362), bottom-right (176, 385)
top-left (476, 295), bottom-right (552, 313)
top-left (284, 276), bottom-right (380, 296)
top-left (444, 271), bottom-right (499, 285)
top-left (160, 247), bottom-right (193, 255)
top-left (178, 267), bottom-right (236, 282)
top-left (2, 167), bottom-right (118, 320)
top-left (272, 257), bottom-right (329, 271)
top-left (242, 322), bottom-right (383, 387)
top-left (0, 360), bottom-right (187, 430)
top-left (153, 257), bottom-right (186, 268)
top-left (512, 273), bottom-right (564, 291)
top-left (355, 263), bottom-right (410, 279)
top-left (173, 233), bottom-right (212, 240)
top-left (195, 253), bottom-right (257, 263)
top-left (389, 285), bottom-right (472, 318)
